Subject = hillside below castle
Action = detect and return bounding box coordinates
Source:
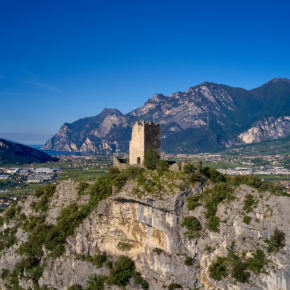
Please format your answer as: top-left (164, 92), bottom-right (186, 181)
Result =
top-left (43, 78), bottom-right (290, 154)
top-left (0, 164), bottom-right (289, 289)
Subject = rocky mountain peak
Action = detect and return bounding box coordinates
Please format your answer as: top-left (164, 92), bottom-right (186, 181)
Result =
top-left (267, 77), bottom-right (290, 84)
top-left (43, 78), bottom-right (290, 154)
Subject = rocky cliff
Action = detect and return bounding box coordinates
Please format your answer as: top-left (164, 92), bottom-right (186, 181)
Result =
top-left (227, 116), bottom-right (290, 146)
top-left (0, 167), bottom-right (289, 289)
top-left (43, 78), bottom-right (290, 154)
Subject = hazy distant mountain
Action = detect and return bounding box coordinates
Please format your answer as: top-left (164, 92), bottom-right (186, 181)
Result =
top-left (43, 78), bottom-right (290, 154)
top-left (0, 138), bottom-right (57, 164)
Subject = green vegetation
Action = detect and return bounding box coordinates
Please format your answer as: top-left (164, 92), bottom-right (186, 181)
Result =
top-left (243, 215), bottom-right (252, 225)
top-left (68, 285), bottom-right (82, 290)
top-left (76, 253), bottom-right (107, 268)
top-left (187, 194), bottom-right (201, 210)
top-left (32, 184), bottom-right (56, 212)
top-left (267, 229), bottom-right (286, 253)
top-left (85, 275), bottom-right (107, 290)
top-left (247, 249), bottom-right (267, 274)
top-left (243, 194), bottom-right (256, 213)
top-left (168, 283), bottom-right (182, 290)
top-left (77, 181), bottom-right (89, 195)
top-left (0, 227), bottom-right (17, 252)
top-left (12, 172), bottom-right (114, 285)
top-left (184, 256), bottom-right (194, 266)
top-left (227, 251), bottom-right (250, 283)
top-left (181, 216), bottom-right (202, 239)
top-left (203, 183), bottom-right (234, 232)
top-left (230, 175), bottom-right (286, 196)
top-left (209, 247), bottom-right (268, 283)
top-left (144, 147), bottom-right (160, 170)
top-left (117, 242), bottom-right (133, 251)
top-left (209, 256), bottom-right (228, 281)
top-left (106, 256), bottom-right (148, 289)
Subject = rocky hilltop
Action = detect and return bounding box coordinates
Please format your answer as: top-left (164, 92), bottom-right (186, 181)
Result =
top-left (0, 138), bottom-right (57, 165)
top-left (0, 165), bottom-right (289, 289)
top-left (43, 78), bottom-right (290, 154)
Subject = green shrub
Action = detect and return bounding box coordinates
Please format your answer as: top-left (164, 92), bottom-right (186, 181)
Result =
top-left (133, 271), bottom-right (149, 289)
top-left (203, 167), bottom-right (228, 183)
top-left (247, 249), bottom-right (267, 274)
top-left (86, 253), bottom-right (107, 268)
top-left (184, 256), bottom-right (194, 266)
top-left (68, 285), bottom-right (82, 290)
top-left (183, 163), bottom-right (196, 173)
top-left (209, 256), bottom-right (228, 281)
top-left (187, 195), bottom-right (201, 210)
top-left (107, 256), bottom-right (135, 286)
top-left (203, 183), bottom-right (234, 232)
top-left (206, 216), bottom-right (220, 232)
top-left (85, 275), bottom-right (106, 290)
top-left (144, 147), bottom-right (160, 170)
top-left (3, 205), bottom-right (17, 221)
top-left (168, 283), bottom-right (182, 290)
top-left (228, 252), bottom-right (250, 283)
top-left (0, 227), bottom-right (17, 252)
top-left (243, 215), bottom-right (252, 225)
top-left (77, 181), bottom-right (89, 195)
top-left (181, 216), bottom-right (202, 239)
top-left (267, 229), bottom-right (286, 253)
top-left (33, 184), bottom-right (57, 212)
top-left (156, 160), bottom-right (169, 174)
top-left (117, 242), bottom-right (132, 251)
top-left (243, 194), bottom-right (256, 213)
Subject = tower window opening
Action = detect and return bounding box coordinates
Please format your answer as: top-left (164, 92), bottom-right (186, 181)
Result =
top-left (137, 157), bottom-right (141, 164)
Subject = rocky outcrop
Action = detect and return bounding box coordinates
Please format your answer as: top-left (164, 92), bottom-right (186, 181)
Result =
top-left (0, 177), bottom-right (289, 289)
top-left (228, 116), bottom-right (290, 146)
top-left (43, 78), bottom-right (290, 154)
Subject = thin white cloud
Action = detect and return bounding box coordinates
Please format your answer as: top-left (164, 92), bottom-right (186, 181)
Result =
top-left (24, 80), bottom-right (61, 93)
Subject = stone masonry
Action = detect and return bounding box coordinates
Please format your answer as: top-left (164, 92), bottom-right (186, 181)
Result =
top-left (129, 121), bottom-right (160, 165)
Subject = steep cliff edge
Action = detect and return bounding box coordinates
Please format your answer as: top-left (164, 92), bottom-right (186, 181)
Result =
top-left (0, 167), bottom-right (289, 289)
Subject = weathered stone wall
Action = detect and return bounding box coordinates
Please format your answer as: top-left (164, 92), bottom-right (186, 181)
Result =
top-left (129, 121), bottom-right (145, 165)
top-left (144, 123), bottom-right (161, 157)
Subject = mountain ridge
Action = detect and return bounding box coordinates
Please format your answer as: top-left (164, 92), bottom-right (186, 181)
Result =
top-left (43, 78), bottom-right (290, 154)
top-left (0, 138), bottom-right (57, 164)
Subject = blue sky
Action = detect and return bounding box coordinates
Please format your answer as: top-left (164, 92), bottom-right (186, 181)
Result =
top-left (0, 0), bottom-right (290, 144)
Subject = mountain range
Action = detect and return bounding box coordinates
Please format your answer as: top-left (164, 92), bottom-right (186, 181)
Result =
top-left (43, 78), bottom-right (290, 154)
top-left (0, 138), bottom-right (57, 165)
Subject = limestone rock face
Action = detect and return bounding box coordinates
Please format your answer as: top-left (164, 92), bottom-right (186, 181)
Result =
top-left (0, 180), bottom-right (289, 289)
top-left (228, 116), bottom-right (290, 146)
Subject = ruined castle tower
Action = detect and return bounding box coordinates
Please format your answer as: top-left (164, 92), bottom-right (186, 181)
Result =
top-left (129, 121), bottom-right (160, 165)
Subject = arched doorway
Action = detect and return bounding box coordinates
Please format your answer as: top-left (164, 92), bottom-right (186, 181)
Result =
top-left (137, 157), bottom-right (141, 164)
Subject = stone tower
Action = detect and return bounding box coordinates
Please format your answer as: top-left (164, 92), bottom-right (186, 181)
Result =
top-left (129, 121), bottom-right (160, 165)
